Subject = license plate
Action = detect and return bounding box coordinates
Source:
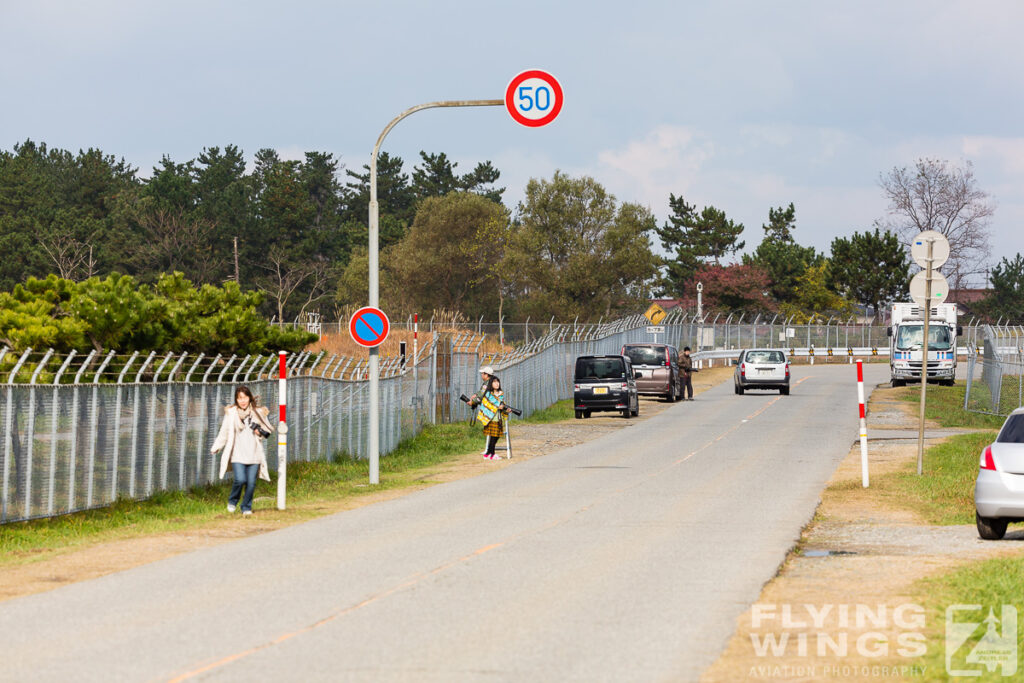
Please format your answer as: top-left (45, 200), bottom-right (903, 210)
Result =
top-left (759, 368), bottom-right (772, 374)
top-left (594, 387), bottom-right (608, 395)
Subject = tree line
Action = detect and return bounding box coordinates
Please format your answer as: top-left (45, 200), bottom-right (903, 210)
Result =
top-left (1, 141), bottom-right (1021, 326)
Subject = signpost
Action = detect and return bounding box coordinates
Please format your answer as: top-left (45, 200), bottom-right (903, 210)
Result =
top-left (364, 71), bottom-right (562, 485)
top-left (910, 230), bottom-right (951, 476)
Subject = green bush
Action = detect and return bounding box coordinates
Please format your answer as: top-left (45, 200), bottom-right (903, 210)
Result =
top-left (0, 271), bottom-right (316, 355)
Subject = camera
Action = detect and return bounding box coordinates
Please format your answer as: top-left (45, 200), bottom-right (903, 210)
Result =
top-left (248, 418), bottom-right (272, 439)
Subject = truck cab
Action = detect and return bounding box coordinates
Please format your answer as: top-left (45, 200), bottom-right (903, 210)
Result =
top-left (888, 302), bottom-right (959, 387)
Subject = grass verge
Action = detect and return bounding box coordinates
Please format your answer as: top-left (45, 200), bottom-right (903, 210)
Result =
top-left (869, 432), bottom-right (997, 525)
top-left (0, 400), bottom-right (573, 561)
top-left (898, 384), bottom-right (1006, 430)
top-left (912, 555), bottom-right (1024, 681)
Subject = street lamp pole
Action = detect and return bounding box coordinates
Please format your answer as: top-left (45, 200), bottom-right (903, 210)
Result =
top-left (368, 99), bottom-right (502, 484)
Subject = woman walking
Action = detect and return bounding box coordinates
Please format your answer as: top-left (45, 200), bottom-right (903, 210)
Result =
top-left (211, 386), bottom-right (273, 516)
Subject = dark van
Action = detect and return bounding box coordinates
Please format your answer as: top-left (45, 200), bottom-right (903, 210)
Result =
top-left (573, 354), bottom-right (639, 419)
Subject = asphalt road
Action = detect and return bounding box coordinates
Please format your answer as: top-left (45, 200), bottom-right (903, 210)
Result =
top-left (0, 363), bottom-right (890, 682)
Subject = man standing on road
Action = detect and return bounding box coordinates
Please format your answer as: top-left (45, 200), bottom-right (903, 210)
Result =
top-left (680, 347), bottom-right (698, 401)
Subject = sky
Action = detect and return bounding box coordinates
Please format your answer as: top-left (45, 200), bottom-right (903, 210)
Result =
top-left (2, 0), bottom-right (1022, 274)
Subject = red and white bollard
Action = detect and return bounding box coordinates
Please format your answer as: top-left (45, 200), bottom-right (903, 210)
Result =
top-left (857, 360), bottom-right (869, 488)
top-left (277, 351), bottom-right (288, 510)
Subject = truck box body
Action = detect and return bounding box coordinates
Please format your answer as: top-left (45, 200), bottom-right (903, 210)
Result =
top-left (889, 302), bottom-right (958, 385)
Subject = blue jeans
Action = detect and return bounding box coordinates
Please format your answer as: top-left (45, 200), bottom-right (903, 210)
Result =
top-left (228, 463), bottom-right (259, 512)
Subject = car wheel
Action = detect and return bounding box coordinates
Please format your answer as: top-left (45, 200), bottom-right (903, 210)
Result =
top-left (974, 516), bottom-right (1007, 540)
top-left (976, 512), bottom-right (1008, 540)
top-left (575, 410), bottom-right (583, 419)
top-left (736, 384), bottom-right (744, 395)
top-left (583, 410), bottom-right (591, 419)
top-left (892, 379), bottom-right (906, 387)
top-left (622, 407), bottom-right (631, 419)
top-left (665, 388), bottom-right (675, 402)
top-left (631, 399), bottom-right (639, 417)
top-left (780, 386), bottom-right (790, 396)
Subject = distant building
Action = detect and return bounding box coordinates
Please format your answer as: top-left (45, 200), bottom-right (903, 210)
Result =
top-left (649, 297), bottom-right (689, 310)
top-left (948, 288), bottom-right (990, 317)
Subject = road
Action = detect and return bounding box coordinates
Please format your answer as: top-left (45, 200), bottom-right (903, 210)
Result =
top-left (0, 363), bottom-right (889, 682)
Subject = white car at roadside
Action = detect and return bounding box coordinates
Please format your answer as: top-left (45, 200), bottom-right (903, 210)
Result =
top-left (974, 407), bottom-right (1024, 539)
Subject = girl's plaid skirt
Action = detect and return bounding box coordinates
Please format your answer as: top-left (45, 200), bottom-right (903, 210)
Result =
top-left (482, 417), bottom-right (504, 437)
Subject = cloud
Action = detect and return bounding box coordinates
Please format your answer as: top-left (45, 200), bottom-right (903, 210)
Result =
top-left (592, 125), bottom-right (714, 211)
top-left (962, 137), bottom-right (1024, 175)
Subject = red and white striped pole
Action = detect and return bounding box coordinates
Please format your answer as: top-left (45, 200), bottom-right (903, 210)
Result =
top-left (277, 351), bottom-right (288, 510)
top-left (857, 359), bottom-right (869, 488)
top-left (413, 313), bottom-right (418, 371)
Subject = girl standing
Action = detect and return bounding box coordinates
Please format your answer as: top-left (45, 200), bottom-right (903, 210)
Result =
top-left (211, 386), bottom-right (273, 516)
top-left (480, 376), bottom-right (508, 460)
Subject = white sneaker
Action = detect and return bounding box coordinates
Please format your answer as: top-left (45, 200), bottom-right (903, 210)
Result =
top-left (242, 510), bottom-right (252, 517)
top-left (227, 504), bottom-right (236, 513)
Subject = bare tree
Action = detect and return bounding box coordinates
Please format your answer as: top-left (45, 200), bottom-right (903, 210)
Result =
top-left (877, 158), bottom-right (995, 290)
top-left (134, 207), bottom-right (220, 283)
top-left (39, 233), bottom-right (97, 281)
top-left (254, 250), bottom-right (330, 322)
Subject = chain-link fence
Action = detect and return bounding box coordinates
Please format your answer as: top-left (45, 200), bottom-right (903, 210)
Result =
top-left (0, 313), bottom-right (977, 523)
top-left (964, 324), bottom-right (1024, 416)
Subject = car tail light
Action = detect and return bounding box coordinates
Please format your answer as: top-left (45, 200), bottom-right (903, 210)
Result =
top-left (620, 382), bottom-right (628, 390)
top-left (980, 445), bottom-right (997, 471)
top-left (785, 363), bottom-right (790, 377)
top-left (574, 384), bottom-right (580, 391)
top-left (740, 362), bottom-right (746, 378)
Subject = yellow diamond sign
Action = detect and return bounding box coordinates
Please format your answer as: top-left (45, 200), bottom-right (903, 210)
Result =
top-left (644, 303), bottom-right (667, 325)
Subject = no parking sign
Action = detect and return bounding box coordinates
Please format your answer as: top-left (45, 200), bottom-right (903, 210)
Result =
top-left (349, 306), bottom-right (390, 348)
top-left (505, 69), bottom-right (563, 127)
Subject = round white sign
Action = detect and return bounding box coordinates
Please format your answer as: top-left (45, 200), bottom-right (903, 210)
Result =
top-left (910, 230), bottom-right (951, 270)
top-left (505, 69), bottom-right (563, 127)
top-left (909, 270), bottom-right (949, 308)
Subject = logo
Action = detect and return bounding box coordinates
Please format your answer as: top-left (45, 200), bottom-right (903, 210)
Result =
top-left (946, 605), bottom-right (1017, 677)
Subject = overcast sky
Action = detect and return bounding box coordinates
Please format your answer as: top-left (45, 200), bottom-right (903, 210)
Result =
top-left (2, 0), bottom-right (1022, 271)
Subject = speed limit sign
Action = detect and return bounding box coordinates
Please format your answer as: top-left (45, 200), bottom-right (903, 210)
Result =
top-left (505, 69), bottom-right (563, 127)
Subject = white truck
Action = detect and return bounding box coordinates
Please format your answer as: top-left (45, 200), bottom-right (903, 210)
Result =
top-left (888, 302), bottom-right (960, 386)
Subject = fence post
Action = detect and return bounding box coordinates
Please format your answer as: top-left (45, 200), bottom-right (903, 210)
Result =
top-left (243, 354), bottom-right (262, 383)
top-left (111, 351), bottom-right (139, 502)
top-left (86, 350), bottom-right (116, 509)
top-left (147, 353), bottom-right (174, 496)
top-left (179, 354), bottom-right (204, 489)
top-left (163, 352), bottom-right (188, 491)
top-left (3, 348), bottom-right (33, 522)
top-left (67, 349), bottom-right (98, 514)
top-left (130, 351), bottom-right (156, 499)
top-left (49, 350), bottom-right (77, 515)
top-left (198, 354), bottom-right (222, 485)
top-left (24, 349), bottom-right (55, 519)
